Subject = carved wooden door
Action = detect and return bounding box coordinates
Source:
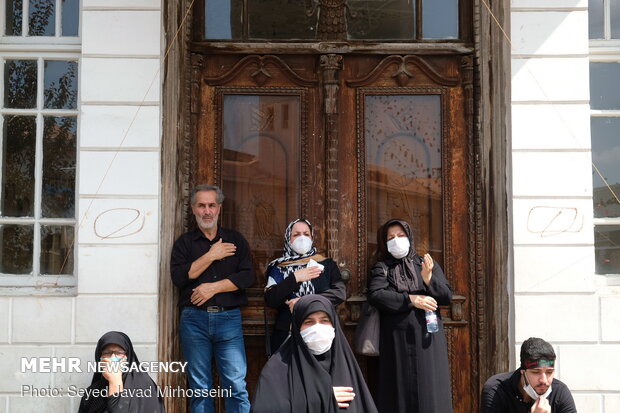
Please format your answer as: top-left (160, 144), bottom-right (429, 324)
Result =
top-left (193, 52), bottom-right (475, 412)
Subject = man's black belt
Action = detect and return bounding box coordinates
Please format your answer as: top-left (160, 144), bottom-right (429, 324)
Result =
top-left (198, 305), bottom-right (238, 313)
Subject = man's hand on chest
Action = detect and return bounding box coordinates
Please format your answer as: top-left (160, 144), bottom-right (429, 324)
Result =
top-left (206, 239), bottom-right (236, 261)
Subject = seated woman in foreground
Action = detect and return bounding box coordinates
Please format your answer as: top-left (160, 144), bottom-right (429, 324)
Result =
top-left (78, 331), bottom-right (165, 413)
top-left (252, 294), bottom-right (377, 413)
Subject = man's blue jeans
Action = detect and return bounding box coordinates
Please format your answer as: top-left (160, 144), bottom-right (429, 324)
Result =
top-left (180, 307), bottom-right (251, 413)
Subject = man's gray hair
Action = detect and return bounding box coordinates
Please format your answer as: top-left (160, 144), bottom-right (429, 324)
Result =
top-left (191, 184), bottom-right (225, 205)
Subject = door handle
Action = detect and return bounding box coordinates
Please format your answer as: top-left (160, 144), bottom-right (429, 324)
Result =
top-left (340, 268), bottom-right (352, 282)
top-left (450, 294), bottom-right (466, 321)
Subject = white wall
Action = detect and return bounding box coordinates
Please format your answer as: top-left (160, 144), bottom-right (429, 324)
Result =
top-left (0, 1), bottom-right (163, 411)
top-left (5, 1), bottom-right (618, 411)
top-left (511, 0), bottom-right (620, 411)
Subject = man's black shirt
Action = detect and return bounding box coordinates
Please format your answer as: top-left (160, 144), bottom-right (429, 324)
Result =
top-left (481, 369), bottom-right (577, 413)
top-left (170, 227), bottom-right (255, 308)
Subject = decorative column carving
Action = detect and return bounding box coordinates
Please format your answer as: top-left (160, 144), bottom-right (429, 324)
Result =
top-left (320, 54), bottom-right (343, 261)
top-left (190, 53), bottom-right (204, 115)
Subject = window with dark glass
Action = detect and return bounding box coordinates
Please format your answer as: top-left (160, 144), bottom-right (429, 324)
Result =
top-left (0, 58), bottom-right (78, 278)
top-left (1, 2), bottom-right (79, 289)
top-left (590, 62), bottom-right (620, 275)
top-left (4, 0), bottom-right (80, 37)
top-left (201, 0), bottom-right (460, 41)
top-left (589, 0), bottom-right (620, 40)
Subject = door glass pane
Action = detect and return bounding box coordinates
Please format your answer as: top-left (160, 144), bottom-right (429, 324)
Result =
top-left (595, 225), bottom-right (620, 274)
top-left (589, 0), bottom-right (604, 39)
top-left (365, 95), bottom-right (443, 264)
top-left (590, 62), bottom-right (620, 110)
top-left (248, 0), bottom-right (315, 39)
top-left (592, 117), bottom-right (620, 219)
top-left (41, 225), bottom-right (74, 274)
top-left (2, 116), bottom-right (36, 217)
top-left (62, 0), bottom-right (80, 36)
top-left (423, 0), bottom-right (458, 39)
top-left (5, 0), bottom-right (23, 36)
top-left (348, 0), bottom-right (415, 40)
top-left (204, 0), bottom-right (243, 39)
top-left (0, 225), bottom-right (34, 274)
top-left (4, 60), bottom-right (38, 109)
top-left (29, 0), bottom-right (55, 36)
top-left (42, 117), bottom-right (77, 218)
top-left (221, 95), bottom-right (300, 278)
top-left (44, 60), bottom-right (78, 109)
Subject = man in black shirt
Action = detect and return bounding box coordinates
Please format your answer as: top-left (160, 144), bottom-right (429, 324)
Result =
top-left (171, 184), bottom-right (255, 413)
top-left (481, 337), bottom-right (577, 413)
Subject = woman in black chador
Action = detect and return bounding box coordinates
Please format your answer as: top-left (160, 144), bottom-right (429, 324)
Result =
top-left (252, 294), bottom-right (378, 413)
top-left (264, 218), bottom-right (345, 353)
top-left (368, 218), bottom-right (453, 413)
top-left (78, 331), bottom-right (165, 413)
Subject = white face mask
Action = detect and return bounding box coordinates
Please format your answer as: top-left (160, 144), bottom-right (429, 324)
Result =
top-left (300, 323), bottom-right (335, 355)
top-left (291, 235), bottom-right (313, 255)
top-left (522, 371), bottom-right (552, 400)
top-left (387, 236), bottom-right (410, 259)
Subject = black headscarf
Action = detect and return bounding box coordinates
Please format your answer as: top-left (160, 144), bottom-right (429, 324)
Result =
top-left (377, 218), bottom-right (422, 293)
top-left (78, 331), bottom-right (165, 413)
top-left (252, 295), bottom-right (378, 413)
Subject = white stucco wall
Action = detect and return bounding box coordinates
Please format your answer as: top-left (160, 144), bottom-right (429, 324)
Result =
top-left (0, 1), bottom-right (163, 411)
top-left (3, 1), bottom-right (619, 412)
top-left (511, 0), bottom-right (620, 411)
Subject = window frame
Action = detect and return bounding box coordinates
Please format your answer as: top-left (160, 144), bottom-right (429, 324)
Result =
top-left (0, 0), bottom-right (80, 294)
top-left (192, 0), bottom-right (472, 43)
top-left (590, 0), bottom-right (620, 275)
top-left (1, 0), bottom-right (81, 41)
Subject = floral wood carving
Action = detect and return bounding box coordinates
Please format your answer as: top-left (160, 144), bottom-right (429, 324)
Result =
top-left (392, 61), bottom-right (415, 87)
top-left (203, 55), bottom-right (318, 87)
top-left (347, 55), bottom-right (460, 88)
top-left (251, 64), bottom-right (272, 87)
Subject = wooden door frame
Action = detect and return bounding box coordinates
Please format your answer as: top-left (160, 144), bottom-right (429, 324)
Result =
top-left (159, 1), bottom-right (512, 411)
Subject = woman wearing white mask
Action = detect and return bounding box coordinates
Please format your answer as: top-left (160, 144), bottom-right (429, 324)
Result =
top-left (368, 218), bottom-right (453, 413)
top-left (264, 218), bottom-right (345, 353)
top-left (252, 295), bottom-right (378, 413)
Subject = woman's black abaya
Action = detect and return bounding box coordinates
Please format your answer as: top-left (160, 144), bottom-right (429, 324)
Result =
top-left (368, 218), bottom-right (454, 413)
top-left (252, 294), bottom-right (378, 413)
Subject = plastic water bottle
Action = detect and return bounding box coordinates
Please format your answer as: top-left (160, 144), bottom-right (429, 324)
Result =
top-left (425, 310), bottom-right (439, 333)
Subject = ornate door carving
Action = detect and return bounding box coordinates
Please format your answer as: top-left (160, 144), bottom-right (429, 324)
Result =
top-left (193, 51), bottom-right (476, 412)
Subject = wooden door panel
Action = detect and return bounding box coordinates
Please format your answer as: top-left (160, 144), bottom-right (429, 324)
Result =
top-left (196, 54), bottom-right (325, 405)
top-left (339, 54), bottom-right (473, 412)
top-left (197, 54), bottom-right (322, 283)
top-left (195, 52), bottom-right (475, 412)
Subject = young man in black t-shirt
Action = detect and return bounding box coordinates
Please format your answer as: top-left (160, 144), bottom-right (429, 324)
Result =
top-left (481, 337), bottom-right (577, 413)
